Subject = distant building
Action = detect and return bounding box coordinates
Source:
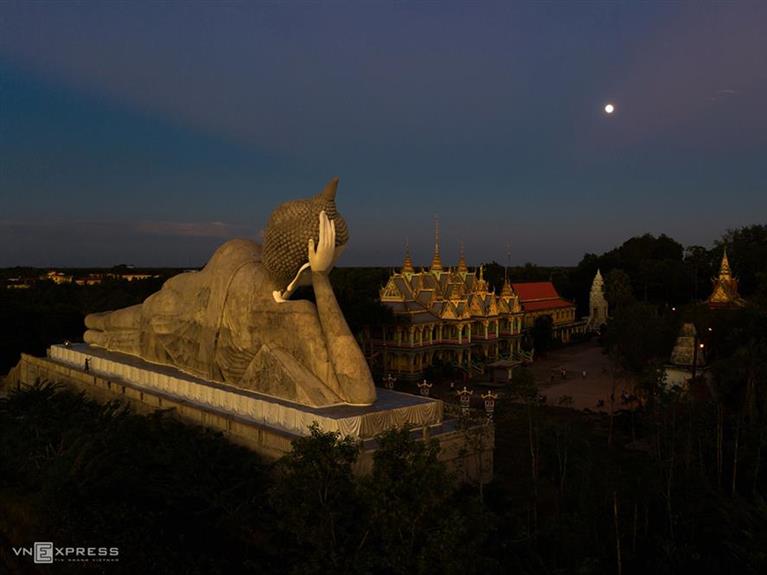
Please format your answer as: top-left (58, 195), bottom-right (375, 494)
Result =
top-left (5, 277), bottom-right (34, 290)
top-left (75, 273), bottom-right (105, 286)
top-left (707, 248), bottom-right (746, 309)
top-left (43, 271), bottom-right (73, 285)
top-left (108, 272), bottom-right (158, 282)
top-left (585, 269), bottom-right (609, 332)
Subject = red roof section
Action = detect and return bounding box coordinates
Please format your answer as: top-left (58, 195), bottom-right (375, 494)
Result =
top-left (511, 281), bottom-right (561, 302)
top-left (511, 281), bottom-right (575, 313)
top-left (522, 299), bottom-right (574, 312)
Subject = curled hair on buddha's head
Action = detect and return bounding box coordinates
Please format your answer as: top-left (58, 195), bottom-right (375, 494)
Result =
top-left (262, 177), bottom-right (350, 289)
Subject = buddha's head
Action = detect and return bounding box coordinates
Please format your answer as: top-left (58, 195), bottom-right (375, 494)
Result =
top-left (262, 177), bottom-right (349, 292)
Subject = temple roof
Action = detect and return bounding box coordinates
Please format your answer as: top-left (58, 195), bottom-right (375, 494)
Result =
top-left (511, 281), bottom-right (575, 314)
top-left (522, 299), bottom-right (574, 312)
top-left (511, 281), bottom-right (561, 301)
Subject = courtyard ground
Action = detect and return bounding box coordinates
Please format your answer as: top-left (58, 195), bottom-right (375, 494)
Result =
top-left (392, 339), bottom-right (638, 414)
top-left (527, 340), bottom-right (637, 412)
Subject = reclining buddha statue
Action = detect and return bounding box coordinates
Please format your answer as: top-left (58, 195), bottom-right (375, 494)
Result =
top-left (83, 177), bottom-right (377, 407)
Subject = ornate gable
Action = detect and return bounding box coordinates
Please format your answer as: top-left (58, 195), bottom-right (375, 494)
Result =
top-left (469, 294), bottom-right (485, 317)
top-left (441, 302), bottom-right (457, 320)
top-left (488, 296), bottom-right (499, 316)
top-left (380, 276), bottom-right (406, 301)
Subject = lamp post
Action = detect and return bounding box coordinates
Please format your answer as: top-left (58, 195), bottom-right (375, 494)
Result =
top-left (417, 379), bottom-right (432, 397)
top-left (692, 341), bottom-right (704, 382)
top-left (481, 391), bottom-right (498, 423)
top-left (457, 386), bottom-right (473, 417)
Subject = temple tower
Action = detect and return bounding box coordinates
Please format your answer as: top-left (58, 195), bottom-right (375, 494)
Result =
top-left (708, 247), bottom-right (745, 309)
top-left (586, 269), bottom-right (608, 332)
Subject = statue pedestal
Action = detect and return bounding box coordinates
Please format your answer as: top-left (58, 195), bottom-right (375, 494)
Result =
top-left (6, 345), bottom-right (492, 482)
top-left (47, 344), bottom-right (442, 439)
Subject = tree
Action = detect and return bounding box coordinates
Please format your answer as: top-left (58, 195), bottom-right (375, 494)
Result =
top-left (603, 302), bottom-right (678, 372)
top-left (365, 429), bottom-right (491, 574)
top-left (531, 315), bottom-right (553, 354)
top-left (270, 423), bottom-right (364, 574)
top-left (719, 224), bottom-right (767, 298)
top-left (605, 269), bottom-right (635, 310)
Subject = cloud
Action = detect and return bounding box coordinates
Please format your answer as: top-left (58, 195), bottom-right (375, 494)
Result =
top-left (707, 88), bottom-right (739, 102)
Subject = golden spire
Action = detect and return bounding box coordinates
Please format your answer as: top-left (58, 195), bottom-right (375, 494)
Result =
top-left (475, 264), bottom-right (488, 293)
top-left (505, 241), bottom-right (511, 283)
top-left (430, 215), bottom-right (443, 272)
top-left (402, 239), bottom-right (414, 274)
top-left (457, 241), bottom-right (468, 273)
top-left (708, 245), bottom-right (745, 309)
top-left (718, 247), bottom-right (732, 280)
top-left (501, 245), bottom-right (513, 298)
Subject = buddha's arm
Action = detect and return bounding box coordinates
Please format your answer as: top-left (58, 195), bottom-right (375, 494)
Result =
top-left (312, 271), bottom-right (375, 405)
top-left (308, 211), bottom-right (376, 405)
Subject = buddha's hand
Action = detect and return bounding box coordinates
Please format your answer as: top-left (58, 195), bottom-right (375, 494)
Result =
top-left (308, 210), bottom-right (336, 274)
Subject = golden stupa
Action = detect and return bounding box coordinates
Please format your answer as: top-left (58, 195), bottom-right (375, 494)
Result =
top-left (707, 248), bottom-right (746, 309)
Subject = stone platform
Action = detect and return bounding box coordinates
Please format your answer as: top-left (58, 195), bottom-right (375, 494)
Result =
top-left (48, 344), bottom-right (442, 440)
top-left (5, 346), bottom-right (493, 481)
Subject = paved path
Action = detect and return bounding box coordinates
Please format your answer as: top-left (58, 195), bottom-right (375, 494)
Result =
top-left (528, 341), bottom-right (636, 412)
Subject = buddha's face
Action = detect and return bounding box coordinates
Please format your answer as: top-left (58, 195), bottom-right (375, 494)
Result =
top-left (262, 177), bottom-right (349, 290)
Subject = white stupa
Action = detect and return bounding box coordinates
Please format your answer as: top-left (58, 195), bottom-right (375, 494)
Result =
top-left (586, 269), bottom-right (609, 332)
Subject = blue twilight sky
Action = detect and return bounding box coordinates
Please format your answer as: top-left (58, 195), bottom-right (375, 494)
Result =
top-left (1, 1), bottom-right (766, 268)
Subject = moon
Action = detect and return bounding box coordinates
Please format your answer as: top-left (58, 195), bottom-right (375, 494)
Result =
top-left (604, 103), bottom-right (615, 114)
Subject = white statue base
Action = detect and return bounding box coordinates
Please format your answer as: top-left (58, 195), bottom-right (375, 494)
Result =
top-left (47, 344), bottom-right (442, 439)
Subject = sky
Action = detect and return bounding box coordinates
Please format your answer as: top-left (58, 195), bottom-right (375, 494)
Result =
top-left (1, 1), bottom-right (765, 268)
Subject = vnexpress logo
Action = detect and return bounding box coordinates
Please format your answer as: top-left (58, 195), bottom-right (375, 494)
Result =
top-left (12, 542), bottom-right (119, 564)
top-left (34, 542), bottom-right (53, 564)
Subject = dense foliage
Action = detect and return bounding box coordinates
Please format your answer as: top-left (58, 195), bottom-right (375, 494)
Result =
top-left (2, 367), bottom-right (767, 574)
top-left (0, 275), bottom-right (170, 374)
top-left (0, 385), bottom-right (488, 574)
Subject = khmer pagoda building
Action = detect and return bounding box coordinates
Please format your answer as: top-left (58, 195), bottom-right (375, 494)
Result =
top-left (707, 248), bottom-right (746, 309)
top-left (372, 225), bottom-right (582, 379)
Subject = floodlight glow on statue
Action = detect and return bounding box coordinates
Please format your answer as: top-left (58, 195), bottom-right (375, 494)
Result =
top-left (84, 177), bottom-right (377, 407)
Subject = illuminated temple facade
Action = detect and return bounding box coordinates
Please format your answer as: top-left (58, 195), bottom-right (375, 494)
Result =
top-left (372, 232), bottom-right (582, 379)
